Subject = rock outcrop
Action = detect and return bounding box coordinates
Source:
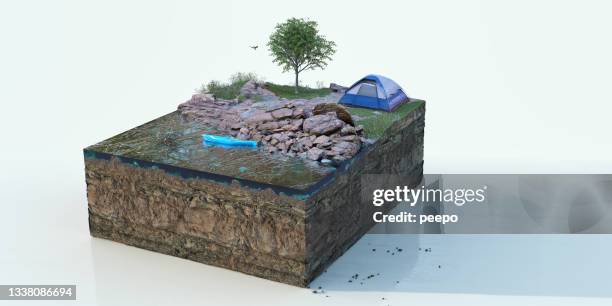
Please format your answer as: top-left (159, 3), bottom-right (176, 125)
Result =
top-left (177, 93), bottom-right (240, 131)
top-left (240, 80), bottom-right (276, 99)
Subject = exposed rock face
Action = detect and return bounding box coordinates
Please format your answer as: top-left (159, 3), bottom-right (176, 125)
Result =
top-left (85, 157), bottom-right (308, 286)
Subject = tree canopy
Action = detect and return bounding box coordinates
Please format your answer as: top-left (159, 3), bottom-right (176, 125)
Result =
top-left (267, 18), bottom-right (336, 92)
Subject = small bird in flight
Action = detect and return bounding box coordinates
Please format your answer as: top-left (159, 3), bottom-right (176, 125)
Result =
top-left (250, 45), bottom-right (258, 50)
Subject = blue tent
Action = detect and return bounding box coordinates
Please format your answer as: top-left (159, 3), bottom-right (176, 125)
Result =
top-left (339, 74), bottom-right (409, 111)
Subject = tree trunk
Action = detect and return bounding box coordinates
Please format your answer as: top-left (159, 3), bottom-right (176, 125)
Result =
top-left (294, 69), bottom-right (299, 94)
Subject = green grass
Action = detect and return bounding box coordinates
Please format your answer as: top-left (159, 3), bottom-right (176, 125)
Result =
top-left (265, 83), bottom-right (331, 99)
top-left (199, 72), bottom-right (330, 100)
top-left (199, 72), bottom-right (261, 100)
top-left (346, 100), bottom-right (424, 139)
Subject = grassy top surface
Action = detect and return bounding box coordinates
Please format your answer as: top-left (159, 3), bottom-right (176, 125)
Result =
top-left (346, 100), bottom-right (424, 139)
top-left (201, 72), bottom-right (332, 100)
top-left (265, 83), bottom-right (332, 99)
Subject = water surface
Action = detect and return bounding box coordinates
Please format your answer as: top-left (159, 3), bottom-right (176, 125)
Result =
top-left (87, 111), bottom-right (334, 190)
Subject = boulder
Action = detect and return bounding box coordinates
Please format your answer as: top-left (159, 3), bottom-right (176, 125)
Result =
top-left (290, 118), bottom-right (303, 130)
top-left (313, 103), bottom-right (354, 125)
top-left (307, 148), bottom-right (323, 161)
top-left (298, 137), bottom-right (313, 148)
top-left (258, 121), bottom-right (280, 131)
top-left (313, 135), bottom-right (330, 145)
top-left (271, 107), bottom-right (293, 119)
top-left (303, 114), bottom-right (344, 135)
top-left (340, 135), bottom-right (359, 142)
top-left (245, 111), bottom-right (273, 124)
top-left (340, 125), bottom-right (356, 135)
top-left (331, 141), bottom-right (360, 156)
top-left (292, 108), bottom-right (305, 119)
top-left (239, 80), bottom-right (276, 99)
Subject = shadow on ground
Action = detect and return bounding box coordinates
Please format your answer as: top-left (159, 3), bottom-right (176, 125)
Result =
top-left (309, 234), bottom-right (612, 298)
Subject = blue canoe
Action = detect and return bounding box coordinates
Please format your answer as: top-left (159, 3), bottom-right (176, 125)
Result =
top-left (202, 134), bottom-right (258, 147)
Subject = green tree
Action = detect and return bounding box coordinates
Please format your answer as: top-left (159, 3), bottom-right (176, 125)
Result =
top-left (268, 18), bottom-right (336, 93)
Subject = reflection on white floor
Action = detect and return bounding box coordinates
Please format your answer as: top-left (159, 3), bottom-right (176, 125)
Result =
top-left (309, 234), bottom-right (612, 297)
top-left (89, 234), bottom-right (612, 306)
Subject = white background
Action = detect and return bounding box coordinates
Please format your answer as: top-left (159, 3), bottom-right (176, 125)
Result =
top-left (1, 0), bottom-right (611, 305)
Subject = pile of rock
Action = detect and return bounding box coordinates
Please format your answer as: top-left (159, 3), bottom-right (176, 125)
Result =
top-left (230, 103), bottom-right (366, 164)
top-left (177, 82), bottom-right (368, 164)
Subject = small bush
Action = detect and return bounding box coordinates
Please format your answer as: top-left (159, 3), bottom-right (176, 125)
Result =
top-left (230, 72), bottom-right (262, 85)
